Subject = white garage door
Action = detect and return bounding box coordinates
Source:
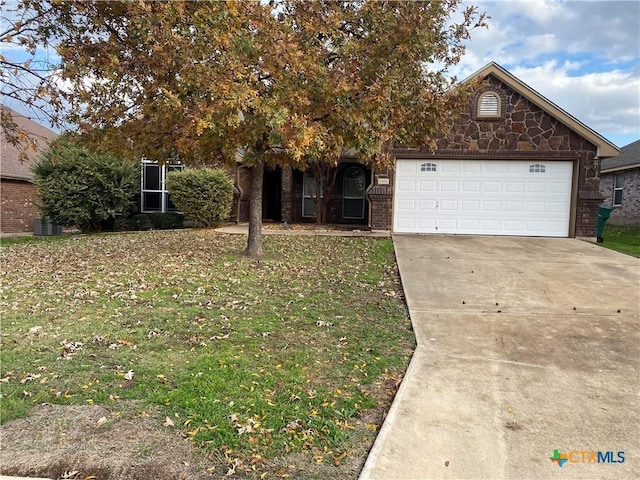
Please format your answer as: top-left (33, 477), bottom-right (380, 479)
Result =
top-left (394, 159), bottom-right (573, 237)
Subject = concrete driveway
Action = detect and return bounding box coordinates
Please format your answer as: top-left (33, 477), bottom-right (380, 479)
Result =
top-left (360, 235), bottom-right (639, 480)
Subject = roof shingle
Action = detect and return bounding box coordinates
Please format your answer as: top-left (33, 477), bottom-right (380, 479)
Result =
top-left (1, 108), bottom-right (58, 181)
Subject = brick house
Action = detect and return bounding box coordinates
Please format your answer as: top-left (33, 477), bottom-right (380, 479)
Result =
top-left (1, 109), bottom-right (57, 234)
top-left (599, 140), bottom-right (640, 226)
top-left (231, 62), bottom-right (618, 238)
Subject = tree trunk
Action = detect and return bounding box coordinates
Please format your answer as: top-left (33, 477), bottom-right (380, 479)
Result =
top-left (245, 157), bottom-right (264, 256)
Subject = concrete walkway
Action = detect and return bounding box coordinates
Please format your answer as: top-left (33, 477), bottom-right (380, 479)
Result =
top-left (360, 235), bottom-right (639, 480)
top-left (215, 223), bottom-right (390, 237)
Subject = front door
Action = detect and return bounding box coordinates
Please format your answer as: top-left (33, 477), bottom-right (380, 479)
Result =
top-left (263, 167), bottom-right (282, 222)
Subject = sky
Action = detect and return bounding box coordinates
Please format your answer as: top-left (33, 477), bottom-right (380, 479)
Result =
top-left (3, 0), bottom-right (639, 150)
top-left (452, 0), bottom-right (640, 149)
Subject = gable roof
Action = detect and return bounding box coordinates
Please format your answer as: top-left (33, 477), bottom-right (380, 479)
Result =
top-left (1, 107), bottom-right (57, 181)
top-left (601, 139), bottom-right (640, 173)
top-left (464, 62), bottom-right (619, 158)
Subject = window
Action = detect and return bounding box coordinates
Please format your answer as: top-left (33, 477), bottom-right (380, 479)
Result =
top-left (420, 162), bottom-right (437, 172)
top-left (343, 167), bottom-right (366, 219)
top-left (613, 173), bottom-right (624, 206)
top-left (141, 158), bottom-right (184, 213)
top-left (477, 92), bottom-right (500, 117)
top-left (302, 172), bottom-right (322, 217)
top-left (529, 163), bottom-right (546, 173)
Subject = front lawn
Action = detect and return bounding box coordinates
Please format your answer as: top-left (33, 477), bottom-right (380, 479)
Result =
top-left (599, 225), bottom-right (640, 257)
top-left (0, 230), bottom-right (414, 479)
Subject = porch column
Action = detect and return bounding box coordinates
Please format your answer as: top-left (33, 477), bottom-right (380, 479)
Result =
top-left (281, 165), bottom-right (293, 223)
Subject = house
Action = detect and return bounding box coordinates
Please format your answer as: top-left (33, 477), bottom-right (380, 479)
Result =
top-left (0, 108), bottom-right (57, 234)
top-left (599, 140), bottom-right (640, 226)
top-left (231, 62), bottom-right (619, 238)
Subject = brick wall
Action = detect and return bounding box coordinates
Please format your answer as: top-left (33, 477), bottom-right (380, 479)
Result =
top-left (369, 186), bottom-right (393, 230)
top-left (1, 179), bottom-right (40, 233)
top-left (600, 169), bottom-right (640, 226)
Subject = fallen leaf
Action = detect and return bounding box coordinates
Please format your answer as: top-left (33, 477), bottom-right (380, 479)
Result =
top-left (97, 416), bottom-right (108, 426)
top-left (163, 416), bottom-right (175, 427)
top-left (27, 325), bottom-right (43, 336)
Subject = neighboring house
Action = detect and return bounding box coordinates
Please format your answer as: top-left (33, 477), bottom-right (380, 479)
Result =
top-left (231, 62), bottom-right (618, 238)
top-left (0, 108), bottom-right (57, 234)
top-left (599, 140), bottom-right (640, 226)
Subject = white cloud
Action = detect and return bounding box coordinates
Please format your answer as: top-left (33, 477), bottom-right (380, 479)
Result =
top-left (454, 0), bottom-right (640, 146)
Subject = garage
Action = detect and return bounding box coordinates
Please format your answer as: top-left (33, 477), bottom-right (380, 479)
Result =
top-left (393, 159), bottom-right (573, 237)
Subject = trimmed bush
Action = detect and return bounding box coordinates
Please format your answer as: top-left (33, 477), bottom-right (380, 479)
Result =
top-left (115, 213), bottom-right (184, 231)
top-left (151, 212), bottom-right (185, 230)
top-left (33, 139), bottom-right (139, 233)
top-left (165, 168), bottom-right (233, 227)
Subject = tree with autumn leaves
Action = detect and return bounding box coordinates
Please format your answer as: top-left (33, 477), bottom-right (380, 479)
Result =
top-left (5, 0), bottom-right (486, 255)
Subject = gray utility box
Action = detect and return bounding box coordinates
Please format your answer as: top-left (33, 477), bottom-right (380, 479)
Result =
top-left (34, 217), bottom-right (63, 236)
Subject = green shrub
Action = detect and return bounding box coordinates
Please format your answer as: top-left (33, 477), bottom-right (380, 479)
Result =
top-left (165, 168), bottom-right (233, 227)
top-left (128, 214), bottom-right (153, 231)
top-left (33, 139), bottom-right (139, 233)
top-left (151, 212), bottom-right (184, 230)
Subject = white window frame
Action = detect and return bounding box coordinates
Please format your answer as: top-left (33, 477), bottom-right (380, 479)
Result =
top-left (420, 162), bottom-right (437, 172)
top-left (342, 167), bottom-right (366, 219)
top-left (529, 163), bottom-right (546, 173)
top-left (141, 158), bottom-right (184, 213)
top-left (613, 173), bottom-right (624, 206)
top-left (302, 172), bottom-right (322, 218)
top-left (477, 91), bottom-right (501, 117)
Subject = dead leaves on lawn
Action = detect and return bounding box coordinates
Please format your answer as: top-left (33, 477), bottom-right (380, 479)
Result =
top-left (0, 230), bottom-right (411, 476)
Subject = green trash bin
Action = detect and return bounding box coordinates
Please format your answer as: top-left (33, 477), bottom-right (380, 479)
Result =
top-left (596, 204), bottom-right (615, 243)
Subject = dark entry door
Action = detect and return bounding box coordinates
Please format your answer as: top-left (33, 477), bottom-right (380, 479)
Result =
top-left (262, 167), bottom-right (282, 221)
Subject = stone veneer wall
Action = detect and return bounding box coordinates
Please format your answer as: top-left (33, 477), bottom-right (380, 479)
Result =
top-left (390, 74), bottom-right (602, 237)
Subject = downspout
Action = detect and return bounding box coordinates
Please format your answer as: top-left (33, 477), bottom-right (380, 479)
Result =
top-left (235, 164), bottom-right (244, 224)
top-left (365, 162), bottom-right (375, 230)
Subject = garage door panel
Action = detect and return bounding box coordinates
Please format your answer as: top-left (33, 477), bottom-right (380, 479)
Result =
top-left (505, 201), bottom-right (524, 211)
top-left (527, 201), bottom-right (545, 212)
top-left (462, 162), bottom-right (482, 173)
top-left (398, 180), bottom-right (417, 192)
top-left (417, 218), bottom-right (437, 230)
top-left (419, 181), bottom-right (437, 192)
top-left (483, 182), bottom-right (502, 193)
top-left (506, 163), bottom-right (525, 173)
top-left (461, 200), bottom-right (480, 211)
top-left (441, 162), bottom-right (460, 173)
top-left (481, 219), bottom-right (502, 231)
top-left (398, 161), bottom-right (418, 172)
top-left (394, 159), bottom-right (572, 237)
top-left (527, 182), bottom-right (546, 193)
top-left (548, 182), bottom-right (570, 193)
top-left (441, 181), bottom-right (458, 192)
top-left (462, 181), bottom-right (481, 192)
top-left (459, 219), bottom-right (480, 231)
top-left (440, 200), bottom-right (458, 211)
top-left (396, 199), bottom-right (416, 210)
top-left (484, 163), bottom-right (504, 174)
top-left (505, 182), bottom-right (524, 193)
top-left (547, 201), bottom-right (566, 212)
top-left (483, 200), bottom-right (502, 212)
top-left (418, 199), bottom-right (437, 211)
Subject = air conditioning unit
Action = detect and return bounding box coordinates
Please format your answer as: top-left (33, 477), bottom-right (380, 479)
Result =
top-left (34, 217), bottom-right (63, 236)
